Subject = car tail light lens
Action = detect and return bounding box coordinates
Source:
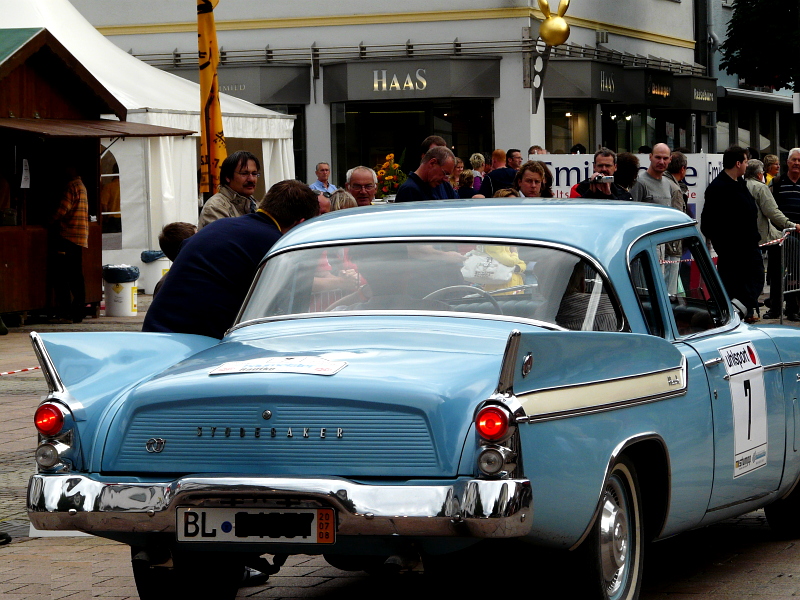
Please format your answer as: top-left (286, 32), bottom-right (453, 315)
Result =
top-left (476, 406), bottom-right (510, 441)
top-left (34, 403), bottom-right (64, 436)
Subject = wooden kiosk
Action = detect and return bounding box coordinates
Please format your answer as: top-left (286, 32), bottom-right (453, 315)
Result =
top-left (0, 28), bottom-right (191, 317)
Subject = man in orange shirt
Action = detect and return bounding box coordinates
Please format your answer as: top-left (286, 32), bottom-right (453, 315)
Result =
top-left (51, 168), bottom-right (89, 323)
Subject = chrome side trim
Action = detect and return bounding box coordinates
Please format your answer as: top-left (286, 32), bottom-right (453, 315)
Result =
top-left (704, 357), bottom-right (723, 367)
top-left (569, 432), bottom-right (670, 551)
top-left (706, 491), bottom-right (772, 512)
top-left (30, 332), bottom-right (64, 394)
top-left (521, 390), bottom-right (687, 424)
top-left (28, 474), bottom-right (533, 539)
top-left (517, 357), bottom-right (688, 423)
top-left (763, 363), bottom-right (782, 372)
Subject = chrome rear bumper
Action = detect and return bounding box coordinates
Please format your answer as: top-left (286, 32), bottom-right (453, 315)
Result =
top-left (28, 474), bottom-right (532, 538)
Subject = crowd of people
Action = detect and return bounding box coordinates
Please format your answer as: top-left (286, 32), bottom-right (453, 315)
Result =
top-left (142, 136), bottom-right (800, 344)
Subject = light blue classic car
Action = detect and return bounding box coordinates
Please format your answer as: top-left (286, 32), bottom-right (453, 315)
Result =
top-left (28, 199), bottom-right (800, 600)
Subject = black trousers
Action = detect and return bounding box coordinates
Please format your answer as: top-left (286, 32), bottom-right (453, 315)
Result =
top-left (717, 247), bottom-right (764, 316)
top-left (53, 237), bottom-right (85, 321)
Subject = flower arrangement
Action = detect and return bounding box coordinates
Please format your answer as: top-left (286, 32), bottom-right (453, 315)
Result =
top-left (373, 151), bottom-right (407, 198)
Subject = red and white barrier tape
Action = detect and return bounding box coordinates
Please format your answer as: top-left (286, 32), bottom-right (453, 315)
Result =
top-left (760, 230), bottom-right (795, 248)
top-left (0, 366), bottom-right (41, 376)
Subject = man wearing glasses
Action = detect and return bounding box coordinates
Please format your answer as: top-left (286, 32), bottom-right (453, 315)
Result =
top-left (198, 150), bottom-right (261, 229)
top-left (395, 146), bottom-right (456, 203)
top-left (345, 166), bottom-right (381, 206)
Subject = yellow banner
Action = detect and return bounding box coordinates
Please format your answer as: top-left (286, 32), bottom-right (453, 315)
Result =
top-left (197, 0), bottom-right (227, 193)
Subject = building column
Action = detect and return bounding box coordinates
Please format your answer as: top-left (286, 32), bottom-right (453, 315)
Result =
top-left (305, 69), bottom-right (333, 185)
top-left (493, 53), bottom-right (546, 153)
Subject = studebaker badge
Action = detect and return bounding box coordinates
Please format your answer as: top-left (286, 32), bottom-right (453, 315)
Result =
top-left (195, 427), bottom-right (344, 438)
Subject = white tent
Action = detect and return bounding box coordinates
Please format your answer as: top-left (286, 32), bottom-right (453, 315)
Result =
top-left (4, 0), bottom-right (295, 291)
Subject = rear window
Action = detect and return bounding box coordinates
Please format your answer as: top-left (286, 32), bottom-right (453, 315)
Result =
top-left (239, 241), bottom-right (623, 331)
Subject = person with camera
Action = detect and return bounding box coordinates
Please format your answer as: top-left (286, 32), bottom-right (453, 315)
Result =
top-left (568, 148), bottom-right (632, 200)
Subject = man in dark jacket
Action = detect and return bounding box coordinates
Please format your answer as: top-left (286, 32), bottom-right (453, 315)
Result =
top-left (479, 148), bottom-right (522, 197)
top-left (143, 180), bottom-right (319, 339)
top-left (395, 146), bottom-right (456, 203)
top-left (700, 146), bottom-right (762, 322)
top-left (569, 148), bottom-right (632, 200)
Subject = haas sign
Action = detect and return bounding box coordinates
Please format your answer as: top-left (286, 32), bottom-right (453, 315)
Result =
top-left (373, 69), bottom-right (427, 92)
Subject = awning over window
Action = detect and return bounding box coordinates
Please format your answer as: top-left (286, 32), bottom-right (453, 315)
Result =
top-left (0, 118), bottom-right (194, 137)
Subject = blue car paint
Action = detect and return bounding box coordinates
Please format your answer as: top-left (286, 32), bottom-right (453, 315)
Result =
top-left (29, 199), bottom-right (800, 570)
top-left (39, 332), bottom-right (218, 469)
top-left (88, 316), bottom-right (519, 477)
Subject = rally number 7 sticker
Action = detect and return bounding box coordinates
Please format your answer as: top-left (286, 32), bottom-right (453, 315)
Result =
top-left (720, 342), bottom-right (767, 478)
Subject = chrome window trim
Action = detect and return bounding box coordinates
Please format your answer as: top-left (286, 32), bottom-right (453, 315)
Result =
top-left (624, 225), bottom-right (733, 337)
top-left (230, 310), bottom-right (566, 334)
top-left (234, 236), bottom-right (628, 333)
top-left (624, 221), bottom-right (698, 267)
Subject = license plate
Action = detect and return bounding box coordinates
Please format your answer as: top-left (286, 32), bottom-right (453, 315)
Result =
top-left (177, 507), bottom-right (335, 543)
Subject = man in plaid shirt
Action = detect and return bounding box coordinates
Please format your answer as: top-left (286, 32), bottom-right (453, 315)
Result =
top-left (51, 168), bottom-right (88, 323)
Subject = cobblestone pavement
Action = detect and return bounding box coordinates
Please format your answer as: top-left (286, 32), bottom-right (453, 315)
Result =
top-left (3, 296), bottom-right (800, 598)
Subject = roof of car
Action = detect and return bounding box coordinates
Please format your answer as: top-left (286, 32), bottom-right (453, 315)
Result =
top-left (271, 199), bottom-right (696, 265)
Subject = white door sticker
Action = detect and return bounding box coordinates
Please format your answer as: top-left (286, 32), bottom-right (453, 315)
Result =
top-left (719, 342), bottom-right (767, 478)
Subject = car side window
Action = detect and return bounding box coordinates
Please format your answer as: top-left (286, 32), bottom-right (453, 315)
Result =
top-left (657, 238), bottom-right (726, 336)
top-left (631, 252), bottom-right (664, 337)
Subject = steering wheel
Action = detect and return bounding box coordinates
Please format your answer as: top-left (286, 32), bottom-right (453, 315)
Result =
top-left (423, 285), bottom-right (503, 315)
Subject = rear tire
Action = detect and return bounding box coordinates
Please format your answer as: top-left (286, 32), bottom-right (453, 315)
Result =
top-left (131, 547), bottom-right (241, 600)
top-left (580, 456), bottom-right (644, 600)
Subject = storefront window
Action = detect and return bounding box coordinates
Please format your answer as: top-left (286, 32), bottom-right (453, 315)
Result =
top-left (331, 99), bottom-right (493, 185)
top-left (716, 107), bottom-right (731, 151)
top-left (779, 106), bottom-right (796, 158)
top-left (736, 109), bottom-right (751, 149)
top-left (545, 101), bottom-right (592, 154)
top-left (758, 108), bottom-right (775, 156)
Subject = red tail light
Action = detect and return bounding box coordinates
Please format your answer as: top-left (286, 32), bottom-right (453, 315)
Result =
top-left (34, 404), bottom-right (64, 436)
top-left (476, 406), bottom-right (509, 441)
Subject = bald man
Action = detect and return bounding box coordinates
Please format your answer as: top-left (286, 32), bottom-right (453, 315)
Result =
top-left (630, 143), bottom-right (675, 206)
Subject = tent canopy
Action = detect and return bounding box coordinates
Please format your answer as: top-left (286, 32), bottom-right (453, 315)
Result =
top-left (2, 1), bottom-right (291, 125)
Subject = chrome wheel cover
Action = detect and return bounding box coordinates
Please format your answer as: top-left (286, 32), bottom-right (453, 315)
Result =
top-left (598, 474), bottom-right (629, 598)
